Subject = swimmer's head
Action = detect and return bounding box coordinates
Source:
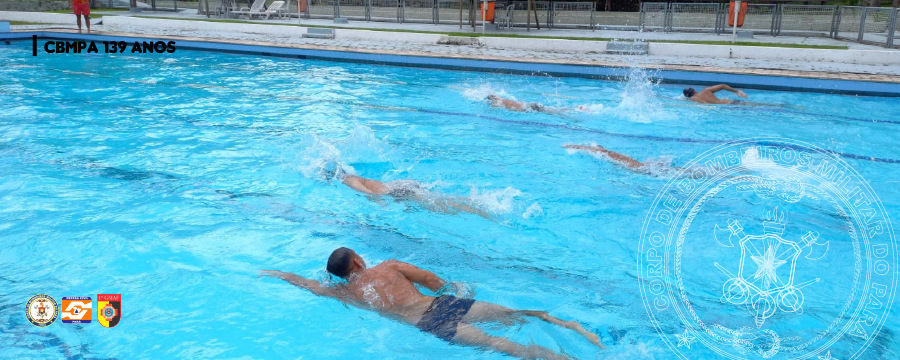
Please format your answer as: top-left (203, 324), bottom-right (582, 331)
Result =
top-left (683, 88), bottom-right (697, 98)
top-left (327, 247), bottom-right (366, 278)
top-left (322, 163), bottom-right (345, 180)
top-left (486, 95), bottom-right (498, 101)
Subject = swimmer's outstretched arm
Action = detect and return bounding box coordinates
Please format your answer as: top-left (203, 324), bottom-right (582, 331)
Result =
top-left (563, 144), bottom-right (644, 170)
top-left (384, 260), bottom-right (446, 292)
top-left (707, 84), bottom-right (748, 98)
top-left (261, 270), bottom-right (340, 298)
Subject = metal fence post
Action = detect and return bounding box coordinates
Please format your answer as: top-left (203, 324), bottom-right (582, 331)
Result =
top-left (590, 3), bottom-right (595, 31)
top-left (857, 7), bottom-right (866, 42)
top-left (639, 3), bottom-right (645, 31)
top-left (835, 6), bottom-right (843, 38)
top-left (663, 3), bottom-right (673, 32)
top-left (335, 0), bottom-right (340, 19)
top-left (831, 6), bottom-right (840, 38)
top-left (546, 2), bottom-right (551, 29)
top-left (433, 0), bottom-right (437, 24)
top-left (151, 0), bottom-right (156, 11)
top-left (716, 3), bottom-right (725, 35)
top-left (398, 0), bottom-right (402, 23)
top-left (887, 8), bottom-right (897, 48)
top-left (773, 3), bottom-right (782, 36)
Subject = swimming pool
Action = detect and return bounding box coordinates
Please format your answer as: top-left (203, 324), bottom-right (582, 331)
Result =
top-left (1, 39), bottom-right (898, 359)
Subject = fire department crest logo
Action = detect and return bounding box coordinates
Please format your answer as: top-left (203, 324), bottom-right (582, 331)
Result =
top-left (638, 138), bottom-right (896, 359)
top-left (26, 294), bottom-right (58, 327)
top-left (97, 294), bottom-right (121, 328)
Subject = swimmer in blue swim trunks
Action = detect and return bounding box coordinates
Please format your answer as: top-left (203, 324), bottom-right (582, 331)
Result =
top-left (263, 248), bottom-right (603, 359)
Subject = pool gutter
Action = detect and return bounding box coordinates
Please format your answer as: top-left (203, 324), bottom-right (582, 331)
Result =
top-left (4, 30), bottom-right (900, 97)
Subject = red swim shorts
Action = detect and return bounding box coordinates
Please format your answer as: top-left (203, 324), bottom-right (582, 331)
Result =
top-left (73, 3), bottom-right (90, 16)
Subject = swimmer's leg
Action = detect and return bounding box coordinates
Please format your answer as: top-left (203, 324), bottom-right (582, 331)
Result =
top-left (453, 323), bottom-right (569, 360)
top-left (414, 194), bottom-right (490, 219)
top-left (462, 303), bottom-right (604, 349)
top-left (563, 144), bottom-right (644, 171)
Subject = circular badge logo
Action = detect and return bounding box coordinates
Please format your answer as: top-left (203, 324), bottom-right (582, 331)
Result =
top-left (638, 138), bottom-right (896, 359)
top-left (26, 294), bottom-right (59, 327)
top-left (101, 303), bottom-right (117, 322)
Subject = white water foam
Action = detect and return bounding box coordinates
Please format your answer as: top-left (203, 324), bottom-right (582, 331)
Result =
top-left (468, 186), bottom-right (523, 215)
top-left (522, 202), bottom-right (544, 219)
top-left (462, 83), bottom-right (516, 103)
top-left (292, 125), bottom-right (404, 181)
top-left (606, 67), bottom-right (672, 123)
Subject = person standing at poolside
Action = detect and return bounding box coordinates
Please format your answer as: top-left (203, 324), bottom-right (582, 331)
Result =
top-left (682, 84), bottom-right (750, 105)
top-left (262, 247), bottom-right (603, 360)
top-left (72, 0), bottom-right (91, 33)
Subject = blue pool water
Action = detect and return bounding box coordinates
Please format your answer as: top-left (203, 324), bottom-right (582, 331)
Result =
top-left (1, 41), bottom-right (898, 359)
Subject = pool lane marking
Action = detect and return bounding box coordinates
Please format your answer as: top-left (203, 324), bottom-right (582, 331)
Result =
top-left (16, 71), bottom-right (898, 164)
top-left (43, 66), bottom-right (900, 126)
top-left (413, 108), bottom-right (900, 165)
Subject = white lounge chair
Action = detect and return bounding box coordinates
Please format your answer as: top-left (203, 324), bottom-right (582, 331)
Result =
top-left (250, 0), bottom-right (285, 19)
top-left (231, 0), bottom-right (266, 18)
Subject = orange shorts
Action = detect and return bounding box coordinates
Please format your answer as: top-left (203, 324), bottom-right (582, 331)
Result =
top-left (73, 3), bottom-right (90, 16)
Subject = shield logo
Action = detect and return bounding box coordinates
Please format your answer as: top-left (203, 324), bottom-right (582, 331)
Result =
top-left (97, 294), bottom-right (121, 328)
top-left (715, 207), bottom-right (827, 328)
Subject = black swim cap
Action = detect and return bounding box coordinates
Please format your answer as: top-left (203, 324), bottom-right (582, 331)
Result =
top-left (327, 247), bottom-right (354, 278)
top-left (683, 88), bottom-right (697, 98)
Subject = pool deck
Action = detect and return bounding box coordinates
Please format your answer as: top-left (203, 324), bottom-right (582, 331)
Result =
top-left (4, 11), bottom-right (900, 95)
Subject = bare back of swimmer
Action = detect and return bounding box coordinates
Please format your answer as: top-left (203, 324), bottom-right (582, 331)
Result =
top-left (262, 248), bottom-right (604, 360)
top-left (486, 95), bottom-right (587, 114)
top-left (683, 84), bottom-right (750, 105)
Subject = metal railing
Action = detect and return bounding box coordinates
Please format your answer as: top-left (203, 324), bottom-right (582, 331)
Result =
top-left (296, 0), bottom-right (596, 29)
top-left (550, 1), bottom-right (595, 30)
top-left (775, 5), bottom-right (835, 36)
top-left (670, 3), bottom-right (717, 32)
top-left (640, 2), bottom-right (668, 31)
top-left (638, 3), bottom-right (899, 48)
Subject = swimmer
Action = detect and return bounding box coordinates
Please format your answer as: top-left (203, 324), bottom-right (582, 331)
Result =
top-left (262, 247), bottom-right (603, 360)
top-left (682, 84), bottom-right (757, 105)
top-left (564, 144), bottom-right (685, 176)
top-left (486, 95), bottom-right (588, 114)
top-left (325, 166), bottom-right (490, 218)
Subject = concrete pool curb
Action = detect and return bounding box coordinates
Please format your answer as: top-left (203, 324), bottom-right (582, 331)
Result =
top-left (4, 30), bottom-right (900, 96)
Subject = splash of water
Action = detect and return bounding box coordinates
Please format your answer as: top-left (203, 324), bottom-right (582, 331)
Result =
top-left (608, 67), bottom-right (671, 123)
top-left (292, 125), bottom-right (404, 181)
top-left (340, 125), bottom-right (398, 165)
top-left (522, 202), bottom-right (544, 219)
top-left (462, 83), bottom-right (516, 103)
top-left (295, 134), bottom-right (353, 180)
top-left (468, 186), bottom-right (522, 215)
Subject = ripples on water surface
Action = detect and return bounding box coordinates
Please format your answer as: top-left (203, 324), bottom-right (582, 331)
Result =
top-left (0, 42), bottom-right (898, 359)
